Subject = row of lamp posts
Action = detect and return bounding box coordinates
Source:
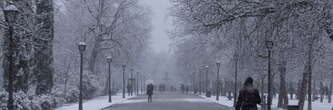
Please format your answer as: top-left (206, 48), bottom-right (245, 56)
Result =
top-left (77, 42), bottom-right (142, 110)
top-left (194, 40), bottom-right (273, 110)
top-left (121, 66), bottom-right (142, 98)
top-left (128, 68), bottom-right (140, 96)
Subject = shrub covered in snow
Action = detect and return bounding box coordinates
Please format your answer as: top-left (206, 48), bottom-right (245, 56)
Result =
top-left (0, 88), bottom-right (8, 110)
top-left (0, 88), bottom-right (59, 110)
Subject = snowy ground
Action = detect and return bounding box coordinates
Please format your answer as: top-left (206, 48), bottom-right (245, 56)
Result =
top-left (104, 92), bottom-right (230, 110)
top-left (56, 92), bottom-right (333, 110)
top-left (56, 93), bottom-right (138, 110)
top-left (200, 95), bottom-right (333, 110)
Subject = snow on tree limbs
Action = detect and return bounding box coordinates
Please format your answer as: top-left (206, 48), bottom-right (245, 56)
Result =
top-left (173, 0), bottom-right (333, 41)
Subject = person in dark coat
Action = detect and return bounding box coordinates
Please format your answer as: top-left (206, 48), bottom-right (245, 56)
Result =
top-left (236, 77), bottom-right (261, 110)
top-left (146, 83), bottom-right (154, 103)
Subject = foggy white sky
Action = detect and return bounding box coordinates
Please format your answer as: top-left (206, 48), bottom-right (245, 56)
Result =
top-left (140, 0), bottom-right (172, 53)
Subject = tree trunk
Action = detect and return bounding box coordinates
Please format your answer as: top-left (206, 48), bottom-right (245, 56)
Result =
top-left (278, 58), bottom-right (288, 108)
top-left (261, 76), bottom-right (265, 103)
top-left (329, 81), bottom-right (332, 103)
top-left (221, 80), bottom-right (226, 96)
top-left (289, 82), bottom-right (294, 100)
top-left (298, 38), bottom-right (314, 110)
top-left (298, 68), bottom-right (308, 110)
top-left (313, 80), bottom-right (317, 101)
top-left (308, 67), bottom-right (312, 110)
top-left (296, 80), bottom-right (302, 100)
top-left (277, 60), bottom-right (288, 108)
top-left (88, 40), bottom-right (101, 74)
top-left (88, 0), bottom-right (106, 74)
top-left (63, 63), bottom-right (71, 98)
top-left (320, 82), bottom-right (324, 103)
top-left (34, 0), bottom-right (54, 95)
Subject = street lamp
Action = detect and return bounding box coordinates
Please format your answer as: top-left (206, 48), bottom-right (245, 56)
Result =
top-left (78, 42), bottom-right (87, 110)
top-left (4, 3), bottom-right (19, 25)
top-left (122, 64), bottom-right (126, 98)
top-left (136, 72), bottom-right (139, 95)
top-left (199, 68), bottom-right (202, 95)
top-left (265, 40), bottom-right (273, 110)
top-left (3, 2), bottom-right (19, 110)
top-left (142, 75), bottom-right (146, 93)
top-left (139, 73), bottom-right (143, 94)
top-left (205, 66), bottom-right (209, 94)
top-left (216, 61), bottom-right (221, 101)
top-left (106, 56), bottom-right (112, 103)
top-left (130, 68), bottom-right (134, 96)
top-left (233, 54), bottom-right (239, 107)
top-left (192, 72), bottom-right (196, 94)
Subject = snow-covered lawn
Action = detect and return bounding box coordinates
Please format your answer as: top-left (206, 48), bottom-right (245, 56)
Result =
top-left (200, 95), bottom-right (333, 110)
top-left (286, 99), bottom-right (332, 110)
top-left (56, 93), bottom-right (137, 110)
top-left (199, 95), bottom-right (233, 109)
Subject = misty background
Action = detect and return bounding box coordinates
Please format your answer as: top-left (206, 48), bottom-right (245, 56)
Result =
top-left (1, 0), bottom-right (333, 110)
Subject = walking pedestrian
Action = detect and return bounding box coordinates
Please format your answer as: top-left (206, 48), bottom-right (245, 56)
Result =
top-left (127, 83), bottom-right (132, 96)
top-left (236, 77), bottom-right (261, 110)
top-left (147, 83), bottom-right (154, 103)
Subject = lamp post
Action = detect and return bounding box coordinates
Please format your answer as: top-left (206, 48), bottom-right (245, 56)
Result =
top-left (192, 72), bottom-right (196, 94)
top-left (199, 68), bottom-right (202, 95)
top-left (234, 54), bottom-right (239, 107)
top-left (122, 64), bottom-right (126, 98)
top-left (140, 74), bottom-right (144, 94)
top-left (142, 75), bottom-right (146, 93)
top-left (136, 72), bottom-right (139, 95)
top-left (3, 3), bottom-right (19, 110)
top-left (265, 40), bottom-right (273, 110)
top-left (205, 66), bottom-right (209, 94)
top-left (106, 56), bottom-right (112, 102)
top-left (216, 61), bottom-right (221, 101)
top-left (130, 68), bottom-right (134, 96)
top-left (78, 42), bottom-right (87, 110)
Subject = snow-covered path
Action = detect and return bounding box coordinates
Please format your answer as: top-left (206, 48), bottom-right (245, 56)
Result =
top-left (104, 92), bottom-right (230, 110)
top-left (56, 93), bottom-right (136, 110)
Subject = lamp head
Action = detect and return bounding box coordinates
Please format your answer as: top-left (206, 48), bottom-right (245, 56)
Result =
top-left (265, 40), bottom-right (273, 50)
top-left (78, 42), bottom-right (87, 53)
top-left (106, 56), bottom-right (112, 63)
top-left (216, 61), bottom-right (221, 67)
top-left (3, 2), bottom-right (19, 24)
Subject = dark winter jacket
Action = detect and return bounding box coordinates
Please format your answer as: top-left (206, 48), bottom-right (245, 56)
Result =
top-left (236, 87), bottom-right (261, 110)
top-left (146, 84), bottom-right (154, 95)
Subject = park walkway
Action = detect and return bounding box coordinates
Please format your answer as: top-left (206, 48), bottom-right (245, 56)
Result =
top-left (104, 92), bottom-right (231, 110)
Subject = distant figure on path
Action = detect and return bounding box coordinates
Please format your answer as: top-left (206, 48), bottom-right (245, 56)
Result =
top-left (181, 84), bottom-right (185, 93)
top-left (146, 83), bottom-right (154, 103)
top-left (236, 77), bottom-right (261, 110)
top-left (127, 83), bottom-right (132, 96)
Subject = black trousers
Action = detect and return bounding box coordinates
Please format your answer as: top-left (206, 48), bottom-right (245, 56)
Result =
top-left (147, 95), bottom-right (152, 103)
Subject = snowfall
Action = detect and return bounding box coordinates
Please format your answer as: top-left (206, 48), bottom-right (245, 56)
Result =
top-left (56, 93), bottom-right (333, 110)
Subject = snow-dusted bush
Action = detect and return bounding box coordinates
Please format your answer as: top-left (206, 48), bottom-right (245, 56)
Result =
top-left (63, 85), bottom-right (79, 103)
top-left (0, 89), bottom-right (58, 110)
top-left (82, 71), bottom-right (100, 99)
top-left (0, 88), bottom-right (8, 110)
top-left (14, 91), bottom-right (57, 110)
